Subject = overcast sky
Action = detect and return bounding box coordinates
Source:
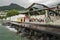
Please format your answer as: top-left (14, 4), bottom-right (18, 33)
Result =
top-left (0, 0), bottom-right (60, 8)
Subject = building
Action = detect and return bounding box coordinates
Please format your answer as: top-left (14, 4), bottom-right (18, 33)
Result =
top-left (0, 11), bottom-right (7, 16)
top-left (57, 4), bottom-right (60, 14)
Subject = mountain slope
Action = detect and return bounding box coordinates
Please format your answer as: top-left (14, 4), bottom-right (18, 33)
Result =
top-left (0, 3), bottom-right (25, 11)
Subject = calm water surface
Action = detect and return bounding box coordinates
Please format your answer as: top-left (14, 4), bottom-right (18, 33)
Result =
top-left (0, 24), bottom-right (28, 40)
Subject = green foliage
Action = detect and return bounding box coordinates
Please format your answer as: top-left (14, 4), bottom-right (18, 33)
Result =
top-left (6, 9), bottom-right (19, 17)
top-left (0, 16), bottom-right (6, 19)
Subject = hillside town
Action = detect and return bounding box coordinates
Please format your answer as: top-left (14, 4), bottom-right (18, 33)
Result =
top-left (0, 0), bottom-right (60, 40)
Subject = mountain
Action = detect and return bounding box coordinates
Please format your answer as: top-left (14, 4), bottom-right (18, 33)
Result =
top-left (0, 3), bottom-right (25, 11)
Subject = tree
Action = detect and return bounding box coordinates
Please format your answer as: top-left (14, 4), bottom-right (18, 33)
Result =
top-left (6, 9), bottom-right (19, 17)
top-left (0, 16), bottom-right (3, 19)
top-left (0, 16), bottom-right (7, 19)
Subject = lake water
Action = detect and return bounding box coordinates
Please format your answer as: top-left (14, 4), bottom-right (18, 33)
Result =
top-left (0, 24), bottom-right (28, 40)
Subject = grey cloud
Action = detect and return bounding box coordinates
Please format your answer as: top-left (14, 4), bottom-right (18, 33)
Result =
top-left (0, 0), bottom-right (60, 8)
top-left (0, 0), bottom-right (12, 6)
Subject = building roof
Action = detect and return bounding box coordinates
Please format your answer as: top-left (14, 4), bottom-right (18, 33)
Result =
top-left (19, 3), bottom-right (60, 16)
top-left (27, 3), bottom-right (49, 9)
top-left (27, 3), bottom-right (57, 10)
